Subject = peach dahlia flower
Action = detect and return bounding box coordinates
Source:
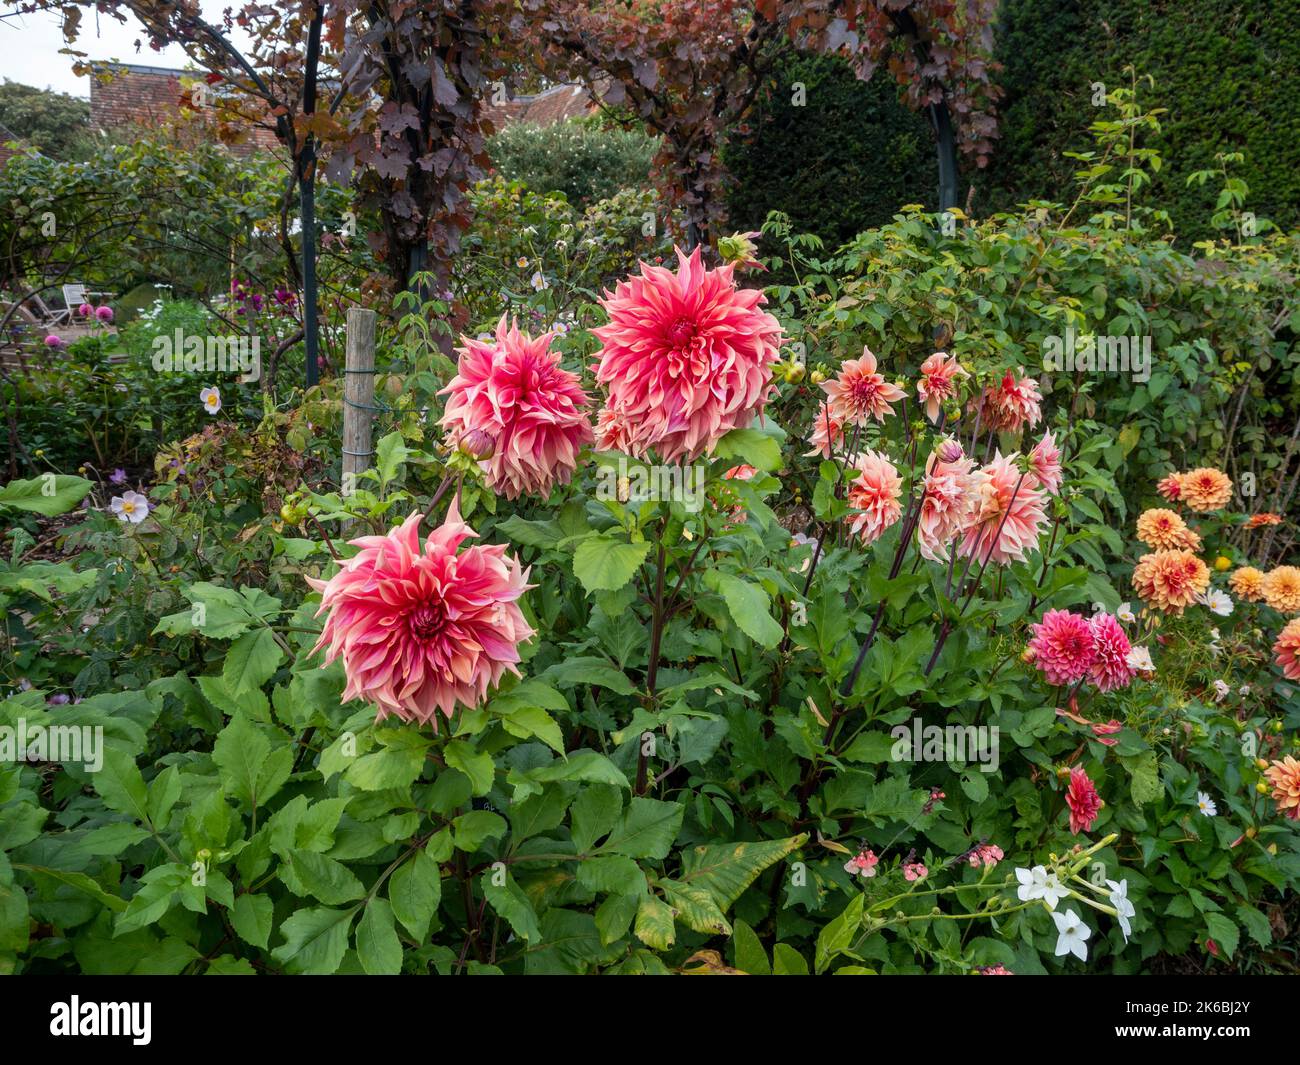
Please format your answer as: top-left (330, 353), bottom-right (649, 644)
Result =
top-left (1263, 566), bottom-right (1300, 613)
top-left (592, 245), bottom-right (781, 462)
top-left (1155, 472), bottom-right (1183, 501)
top-left (916, 451), bottom-right (977, 563)
top-left (1272, 618), bottom-right (1300, 680)
top-left (1135, 508), bottom-right (1191, 551)
top-left (1264, 756), bottom-right (1300, 821)
top-left (822, 347), bottom-right (906, 426)
top-left (846, 449), bottom-right (903, 545)
top-left (309, 504), bottom-right (534, 728)
top-left (1179, 467), bottom-right (1233, 512)
top-left (916, 351), bottom-right (968, 423)
top-left (973, 370), bottom-right (1042, 434)
top-left (440, 317), bottom-right (593, 500)
top-left (1132, 549), bottom-right (1210, 614)
top-left (957, 451), bottom-right (1048, 565)
top-left (1229, 566), bottom-right (1265, 602)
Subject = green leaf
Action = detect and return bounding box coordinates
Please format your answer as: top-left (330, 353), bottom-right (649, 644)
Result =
top-left (231, 893), bottom-right (273, 949)
top-left (94, 747), bottom-right (152, 826)
top-left (1204, 912), bottom-right (1240, 960)
top-left (343, 734), bottom-right (429, 792)
top-left (272, 906), bottom-right (354, 975)
top-left (212, 713), bottom-right (290, 810)
top-left (1121, 751), bottom-right (1162, 806)
top-left (389, 847), bottom-right (442, 942)
top-left (288, 851), bottom-right (366, 905)
top-left (222, 628), bottom-right (283, 696)
top-left (571, 784), bottom-right (623, 853)
top-left (0, 474), bottom-right (93, 516)
top-left (17, 865), bottom-right (126, 914)
top-left (444, 740), bottom-right (495, 796)
top-left (732, 919), bottom-right (771, 975)
top-left (542, 657), bottom-right (636, 695)
top-left (572, 536), bottom-right (651, 594)
top-left (815, 893), bottom-right (864, 973)
top-left (679, 835), bottom-right (807, 912)
top-left (600, 798), bottom-right (683, 859)
top-left (482, 870), bottom-right (541, 942)
top-left (714, 427), bottom-right (782, 472)
top-left (357, 898), bottom-right (403, 975)
top-left (576, 855), bottom-right (645, 896)
top-left (633, 894), bottom-right (675, 951)
top-left (452, 810), bottom-right (507, 852)
top-left (709, 572), bottom-right (783, 648)
top-left (375, 431), bottom-right (411, 485)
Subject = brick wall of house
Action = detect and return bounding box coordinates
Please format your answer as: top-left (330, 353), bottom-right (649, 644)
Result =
top-left (482, 83), bottom-right (597, 131)
top-left (89, 63), bottom-right (281, 153)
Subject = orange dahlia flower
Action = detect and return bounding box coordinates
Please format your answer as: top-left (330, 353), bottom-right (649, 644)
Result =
top-left (1132, 549), bottom-right (1210, 614)
top-left (1264, 756), bottom-right (1300, 821)
top-left (1244, 512), bottom-right (1283, 530)
top-left (1230, 566), bottom-right (1265, 602)
top-left (1135, 508), bottom-right (1190, 550)
top-left (1179, 468), bottom-right (1233, 512)
top-left (1263, 566), bottom-right (1300, 613)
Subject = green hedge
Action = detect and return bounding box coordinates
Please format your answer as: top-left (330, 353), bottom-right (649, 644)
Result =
top-left (980, 0), bottom-right (1300, 240)
top-left (486, 118), bottom-right (657, 206)
top-left (722, 51), bottom-right (937, 248)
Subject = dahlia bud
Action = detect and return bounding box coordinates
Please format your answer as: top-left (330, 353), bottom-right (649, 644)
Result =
top-left (938, 438), bottom-right (964, 464)
top-left (459, 428), bottom-right (496, 459)
top-left (717, 231), bottom-right (764, 271)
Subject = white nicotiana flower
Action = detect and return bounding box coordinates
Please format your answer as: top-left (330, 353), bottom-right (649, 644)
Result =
top-left (1127, 645), bottom-right (1155, 673)
top-left (1105, 878), bottom-right (1135, 942)
top-left (110, 491), bottom-right (149, 525)
top-left (1015, 865), bottom-right (1068, 909)
top-left (1211, 679), bottom-right (1230, 702)
top-left (1199, 589), bottom-right (1233, 616)
top-left (1052, 908), bottom-right (1091, 961)
top-left (200, 386), bottom-right (221, 415)
top-left (1197, 791), bottom-right (1218, 817)
top-left (1116, 602), bottom-right (1136, 623)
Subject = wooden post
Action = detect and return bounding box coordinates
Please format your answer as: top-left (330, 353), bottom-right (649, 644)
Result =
top-left (342, 307), bottom-right (376, 500)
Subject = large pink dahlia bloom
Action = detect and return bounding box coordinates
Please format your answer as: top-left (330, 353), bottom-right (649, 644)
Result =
top-left (1088, 612), bottom-right (1135, 692)
top-left (308, 505), bottom-right (534, 727)
top-left (916, 451), bottom-right (977, 563)
top-left (974, 370), bottom-right (1043, 434)
top-left (845, 449), bottom-right (903, 545)
top-left (440, 316), bottom-right (594, 500)
top-left (916, 351), bottom-right (969, 423)
top-left (821, 347), bottom-right (906, 426)
top-left (592, 246), bottom-right (781, 462)
top-left (958, 451), bottom-right (1048, 565)
top-left (1026, 609), bottom-right (1096, 686)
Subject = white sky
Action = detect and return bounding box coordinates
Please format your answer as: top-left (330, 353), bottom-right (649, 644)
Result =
top-left (1, 6), bottom-right (253, 98)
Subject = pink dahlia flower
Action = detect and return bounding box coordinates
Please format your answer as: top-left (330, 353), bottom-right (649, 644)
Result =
top-left (77, 302), bottom-right (94, 318)
top-left (592, 245), bottom-right (781, 462)
top-left (958, 451), bottom-right (1048, 565)
top-left (1027, 609), bottom-right (1096, 685)
top-left (1029, 430), bottom-right (1063, 495)
top-left (916, 451), bottom-right (977, 563)
top-left (821, 347), bottom-right (905, 426)
top-left (804, 404), bottom-right (845, 459)
top-left (1088, 612), bottom-right (1135, 692)
top-left (95, 305), bottom-right (114, 322)
top-left (1065, 766), bottom-right (1102, 835)
top-left (308, 504), bottom-right (534, 728)
top-left (974, 370), bottom-right (1043, 434)
top-left (440, 316), bottom-right (593, 500)
top-left (916, 351), bottom-right (969, 422)
top-left (846, 449), bottom-right (903, 545)
top-left (593, 406), bottom-right (636, 454)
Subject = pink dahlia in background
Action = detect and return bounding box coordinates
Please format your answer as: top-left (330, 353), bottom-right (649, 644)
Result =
top-left (593, 406), bottom-right (636, 454)
top-left (1272, 618), bottom-right (1300, 680)
top-left (821, 347), bottom-right (905, 426)
top-left (845, 449), bottom-right (903, 545)
top-left (592, 245), bottom-right (781, 462)
top-left (804, 404), bottom-right (845, 459)
top-left (1026, 609), bottom-right (1096, 685)
top-left (958, 452), bottom-right (1048, 565)
top-left (916, 351), bottom-right (968, 422)
top-left (309, 504), bottom-right (534, 728)
top-left (440, 316), bottom-right (593, 500)
top-left (974, 370), bottom-right (1043, 433)
top-left (1156, 472), bottom-right (1183, 501)
top-left (1088, 612), bottom-right (1135, 692)
top-left (916, 451), bottom-right (977, 562)
top-left (1065, 766), bottom-right (1102, 834)
top-left (1029, 430), bottom-right (1063, 495)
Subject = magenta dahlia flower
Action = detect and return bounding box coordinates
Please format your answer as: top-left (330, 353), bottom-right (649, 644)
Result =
top-left (1088, 612), bottom-right (1135, 692)
top-left (1026, 609), bottom-right (1096, 686)
top-left (440, 316), bottom-right (594, 500)
top-left (308, 504), bottom-right (534, 728)
top-left (1065, 766), bottom-right (1102, 834)
top-left (592, 245), bottom-right (782, 462)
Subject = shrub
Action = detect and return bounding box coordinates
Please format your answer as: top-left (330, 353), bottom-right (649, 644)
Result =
top-left (487, 118), bottom-right (658, 207)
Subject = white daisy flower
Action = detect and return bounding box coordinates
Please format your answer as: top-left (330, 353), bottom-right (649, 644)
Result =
top-left (1197, 791), bottom-right (1217, 817)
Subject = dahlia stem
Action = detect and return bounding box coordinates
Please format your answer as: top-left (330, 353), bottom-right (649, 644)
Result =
top-left (638, 538), bottom-right (668, 796)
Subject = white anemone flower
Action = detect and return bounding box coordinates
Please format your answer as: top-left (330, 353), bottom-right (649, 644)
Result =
top-left (110, 491), bottom-right (149, 524)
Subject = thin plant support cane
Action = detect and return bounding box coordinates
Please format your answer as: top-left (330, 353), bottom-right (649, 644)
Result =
top-left (342, 307), bottom-right (377, 526)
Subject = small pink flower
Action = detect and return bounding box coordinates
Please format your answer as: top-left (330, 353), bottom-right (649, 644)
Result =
top-left (967, 843), bottom-right (1003, 869)
top-left (1065, 766), bottom-right (1102, 835)
top-left (974, 370), bottom-right (1042, 433)
top-left (592, 245), bottom-right (781, 462)
top-left (440, 316), bottom-right (594, 500)
top-left (821, 347), bottom-right (905, 426)
top-left (94, 305), bottom-right (114, 322)
top-left (44, 334), bottom-right (64, 348)
top-left (916, 351), bottom-right (968, 422)
top-left (845, 449), bottom-right (903, 545)
top-left (804, 404), bottom-right (845, 459)
top-left (308, 504), bottom-right (534, 728)
top-left (1029, 430), bottom-right (1063, 495)
top-left (1026, 609), bottom-right (1096, 686)
top-left (77, 302), bottom-right (94, 318)
top-left (1088, 613), bottom-right (1135, 692)
top-left (723, 464), bottom-right (757, 481)
top-left (903, 860), bottom-right (928, 881)
top-left (593, 407), bottom-right (636, 454)
top-left (844, 849), bottom-right (879, 878)
top-left (937, 437), bottom-right (965, 464)
top-left (976, 965), bottom-right (1013, 975)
